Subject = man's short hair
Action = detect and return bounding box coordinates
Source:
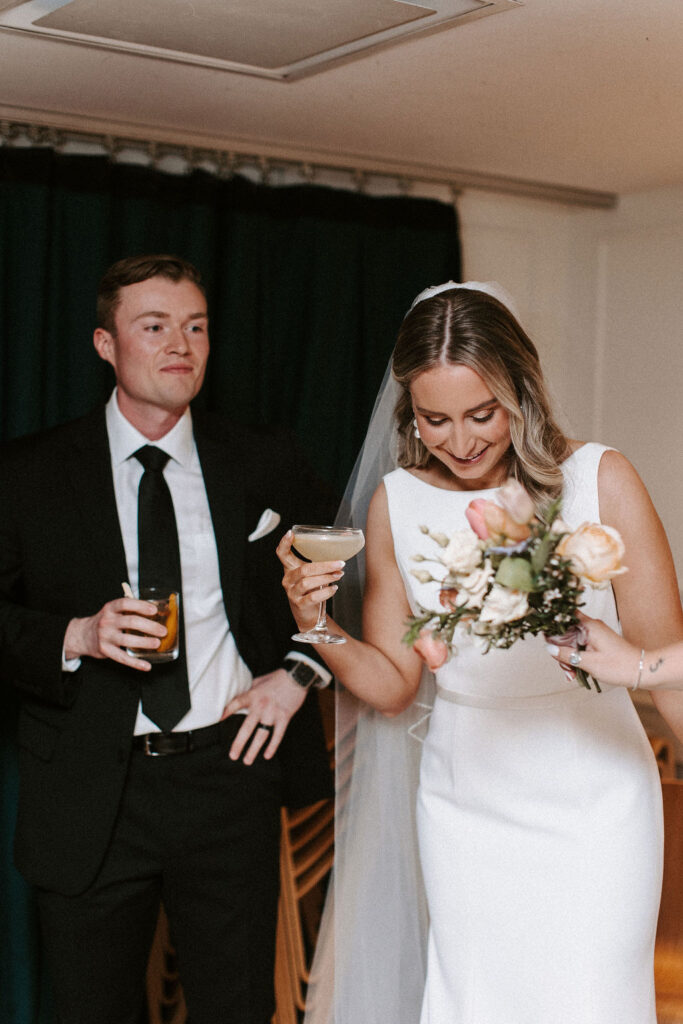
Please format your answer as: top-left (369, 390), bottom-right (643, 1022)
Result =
top-left (96, 254), bottom-right (205, 334)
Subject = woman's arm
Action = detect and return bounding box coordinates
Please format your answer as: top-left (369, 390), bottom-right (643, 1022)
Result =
top-left (277, 483), bottom-right (424, 715)
top-left (598, 450), bottom-right (683, 737)
top-left (548, 614), bottom-right (683, 689)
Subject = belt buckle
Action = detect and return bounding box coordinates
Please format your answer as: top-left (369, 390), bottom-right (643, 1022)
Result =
top-left (143, 734), bottom-right (163, 757)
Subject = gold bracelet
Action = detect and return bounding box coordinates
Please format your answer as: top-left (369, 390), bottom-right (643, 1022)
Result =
top-left (632, 649), bottom-right (644, 691)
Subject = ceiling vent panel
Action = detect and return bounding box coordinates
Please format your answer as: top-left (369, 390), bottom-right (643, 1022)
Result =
top-left (0, 0), bottom-right (521, 80)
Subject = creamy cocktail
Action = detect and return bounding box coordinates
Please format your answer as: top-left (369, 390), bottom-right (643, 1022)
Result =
top-left (291, 525), bottom-right (365, 644)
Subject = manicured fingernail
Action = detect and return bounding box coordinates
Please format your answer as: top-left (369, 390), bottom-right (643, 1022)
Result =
top-left (545, 643), bottom-right (559, 656)
top-left (335, 561), bottom-right (346, 568)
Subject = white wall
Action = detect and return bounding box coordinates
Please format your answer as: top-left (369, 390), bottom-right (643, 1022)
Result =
top-left (458, 186), bottom-right (683, 582)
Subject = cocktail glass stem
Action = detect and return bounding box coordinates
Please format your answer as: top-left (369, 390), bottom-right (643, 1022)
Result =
top-left (314, 599), bottom-right (328, 634)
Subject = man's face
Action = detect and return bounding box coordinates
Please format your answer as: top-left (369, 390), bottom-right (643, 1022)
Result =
top-left (94, 276), bottom-right (209, 425)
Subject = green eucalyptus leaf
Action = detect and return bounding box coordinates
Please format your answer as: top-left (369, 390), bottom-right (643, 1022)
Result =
top-left (495, 557), bottom-right (535, 592)
top-left (531, 532), bottom-right (555, 575)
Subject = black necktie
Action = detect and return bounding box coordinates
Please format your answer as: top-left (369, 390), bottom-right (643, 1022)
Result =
top-left (134, 445), bottom-right (190, 731)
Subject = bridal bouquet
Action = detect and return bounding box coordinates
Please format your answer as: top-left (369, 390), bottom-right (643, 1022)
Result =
top-left (403, 480), bottom-right (627, 691)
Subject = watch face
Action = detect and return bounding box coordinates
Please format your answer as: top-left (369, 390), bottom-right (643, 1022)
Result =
top-left (287, 660), bottom-right (318, 688)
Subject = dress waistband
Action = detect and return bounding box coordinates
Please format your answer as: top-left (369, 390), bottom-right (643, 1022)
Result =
top-left (436, 683), bottom-right (604, 710)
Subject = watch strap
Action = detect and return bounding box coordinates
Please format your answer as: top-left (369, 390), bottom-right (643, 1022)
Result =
top-left (283, 655), bottom-right (330, 690)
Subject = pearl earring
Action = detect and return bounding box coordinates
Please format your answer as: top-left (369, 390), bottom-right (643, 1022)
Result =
top-left (413, 418), bottom-right (421, 439)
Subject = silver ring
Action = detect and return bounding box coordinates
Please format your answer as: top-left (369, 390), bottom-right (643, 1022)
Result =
top-left (256, 723), bottom-right (272, 731)
top-left (568, 651), bottom-right (582, 667)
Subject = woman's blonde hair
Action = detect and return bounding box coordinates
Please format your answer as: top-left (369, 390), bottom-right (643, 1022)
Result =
top-left (392, 287), bottom-right (570, 507)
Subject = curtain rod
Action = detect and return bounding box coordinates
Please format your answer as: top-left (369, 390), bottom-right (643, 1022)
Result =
top-left (0, 116), bottom-right (618, 210)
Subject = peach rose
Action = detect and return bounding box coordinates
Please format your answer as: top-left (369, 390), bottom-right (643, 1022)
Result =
top-left (413, 629), bottom-right (449, 671)
top-left (465, 499), bottom-right (491, 539)
top-left (496, 479), bottom-right (536, 525)
top-left (556, 522), bottom-right (627, 589)
top-left (466, 498), bottom-right (531, 545)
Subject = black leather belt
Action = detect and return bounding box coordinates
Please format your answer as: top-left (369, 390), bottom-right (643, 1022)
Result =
top-left (131, 716), bottom-right (271, 757)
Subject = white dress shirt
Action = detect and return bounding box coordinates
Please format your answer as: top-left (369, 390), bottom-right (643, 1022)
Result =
top-left (105, 390), bottom-right (253, 734)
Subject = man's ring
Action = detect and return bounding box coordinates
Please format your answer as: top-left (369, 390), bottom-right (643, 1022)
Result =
top-left (569, 651), bottom-right (582, 667)
top-left (257, 723), bottom-right (272, 731)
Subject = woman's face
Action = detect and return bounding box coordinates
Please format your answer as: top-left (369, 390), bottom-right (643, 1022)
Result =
top-left (410, 363), bottom-right (512, 490)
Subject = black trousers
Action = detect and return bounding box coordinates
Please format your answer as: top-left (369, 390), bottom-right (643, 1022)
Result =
top-left (36, 717), bottom-right (282, 1024)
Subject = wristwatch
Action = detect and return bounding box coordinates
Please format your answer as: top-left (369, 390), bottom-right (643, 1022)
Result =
top-left (283, 655), bottom-right (330, 690)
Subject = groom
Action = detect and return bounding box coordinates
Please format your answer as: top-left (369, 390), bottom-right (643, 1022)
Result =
top-left (0, 254), bottom-right (335, 1024)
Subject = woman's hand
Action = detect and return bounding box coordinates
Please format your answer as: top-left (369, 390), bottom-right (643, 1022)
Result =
top-left (546, 613), bottom-right (642, 688)
top-left (548, 613), bottom-right (683, 690)
top-left (276, 530), bottom-right (345, 632)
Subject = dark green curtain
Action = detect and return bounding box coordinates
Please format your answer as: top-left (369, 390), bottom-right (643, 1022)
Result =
top-left (0, 146), bottom-right (460, 1023)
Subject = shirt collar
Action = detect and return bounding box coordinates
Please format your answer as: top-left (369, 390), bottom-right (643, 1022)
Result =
top-left (105, 389), bottom-right (195, 468)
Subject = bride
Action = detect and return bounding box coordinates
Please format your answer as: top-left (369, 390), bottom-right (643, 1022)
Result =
top-left (277, 282), bottom-right (683, 1023)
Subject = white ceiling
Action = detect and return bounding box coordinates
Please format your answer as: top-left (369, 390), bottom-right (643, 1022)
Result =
top-left (0, 0), bottom-right (681, 196)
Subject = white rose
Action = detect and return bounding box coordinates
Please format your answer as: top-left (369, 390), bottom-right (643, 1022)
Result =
top-left (441, 530), bottom-right (482, 575)
top-left (479, 584), bottom-right (529, 627)
top-left (458, 561), bottom-right (495, 609)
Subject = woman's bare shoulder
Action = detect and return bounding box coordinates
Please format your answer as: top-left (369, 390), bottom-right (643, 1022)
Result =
top-left (597, 448), bottom-right (645, 496)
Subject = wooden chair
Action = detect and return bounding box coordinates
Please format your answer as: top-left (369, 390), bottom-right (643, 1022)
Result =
top-left (655, 779), bottom-right (683, 1024)
top-left (650, 735), bottom-right (677, 779)
top-left (273, 689), bottom-right (340, 1019)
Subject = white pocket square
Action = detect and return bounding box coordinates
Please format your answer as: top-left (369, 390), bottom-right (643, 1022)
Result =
top-left (248, 508), bottom-right (281, 542)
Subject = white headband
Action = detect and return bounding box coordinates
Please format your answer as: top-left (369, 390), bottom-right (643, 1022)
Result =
top-left (407, 280), bottom-right (520, 323)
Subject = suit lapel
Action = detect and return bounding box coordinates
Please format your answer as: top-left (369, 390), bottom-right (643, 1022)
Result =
top-left (194, 421), bottom-right (246, 632)
top-left (65, 408), bottom-right (129, 603)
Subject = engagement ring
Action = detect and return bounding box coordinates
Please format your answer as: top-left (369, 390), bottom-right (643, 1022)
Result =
top-left (569, 651), bottom-right (582, 667)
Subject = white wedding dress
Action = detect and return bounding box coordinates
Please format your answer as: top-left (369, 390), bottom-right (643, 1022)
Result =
top-left (384, 443), bottom-right (663, 1024)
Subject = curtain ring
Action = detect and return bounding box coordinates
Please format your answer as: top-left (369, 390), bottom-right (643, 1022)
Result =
top-left (146, 141), bottom-right (161, 168)
top-left (103, 135), bottom-right (121, 162)
top-left (217, 151), bottom-right (240, 179)
top-left (45, 128), bottom-right (66, 152)
top-left (352, 169), bottom-right (368, 193)
top-left (0, 120), bottom-right (20, 145)
top-left (27, 124), bottom-right (45, 145)
top-left (258, 156), bottom-right (273, 185)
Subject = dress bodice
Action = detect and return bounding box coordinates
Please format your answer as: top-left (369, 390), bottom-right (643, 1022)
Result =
top-left (384, 443), bottom-right (620, 699)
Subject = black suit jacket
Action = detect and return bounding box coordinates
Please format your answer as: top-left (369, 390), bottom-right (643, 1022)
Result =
top-left (0, 406), bottom-right (335, 896)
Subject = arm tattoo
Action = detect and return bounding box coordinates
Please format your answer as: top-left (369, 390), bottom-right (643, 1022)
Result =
top-left (648, 657), bottom-right (664, 674)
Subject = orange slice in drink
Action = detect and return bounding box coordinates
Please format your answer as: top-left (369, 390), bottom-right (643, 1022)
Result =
top-left (157, 593), bottom-right (178, 653)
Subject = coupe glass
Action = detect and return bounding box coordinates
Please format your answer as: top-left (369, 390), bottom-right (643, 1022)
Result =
top-left (291, 525), bottom-right (365, 644)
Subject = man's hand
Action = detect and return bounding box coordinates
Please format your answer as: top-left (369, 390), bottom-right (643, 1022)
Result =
top-left (222, 668), bottom-right (306, 765)
top-left (63, 597), bottom-right (167, 671)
